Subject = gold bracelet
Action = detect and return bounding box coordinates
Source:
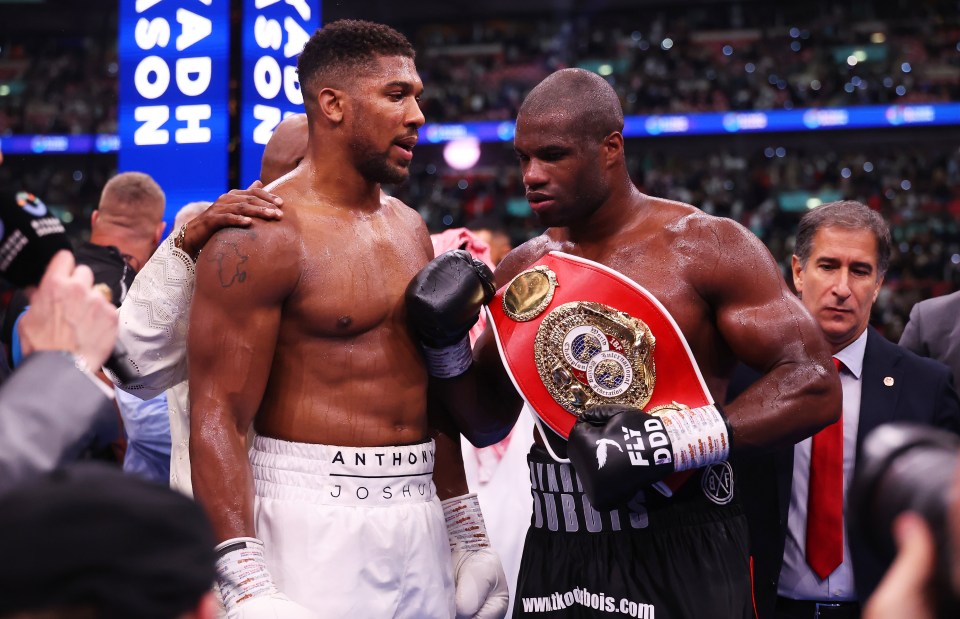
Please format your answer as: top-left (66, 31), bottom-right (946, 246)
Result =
top-left (173, 224), bottom-right (199, 262)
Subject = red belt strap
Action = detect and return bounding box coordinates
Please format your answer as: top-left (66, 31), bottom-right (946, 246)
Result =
top-left (487, 251), bottom-right (716, 491)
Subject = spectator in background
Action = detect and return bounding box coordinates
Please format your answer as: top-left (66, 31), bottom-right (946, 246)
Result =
top-left (740, 200), bottom-right (960, 618)
top-left (3, 171), bottom-right (169, 478)
top-left (83, 172), bottom-right (169, 482)
top-left (467, 217), bottom-right (513, 266)
top-left (0, 140), bottom-right (119, 492)
top-left (82, 171), bottom-right (166, 296)
top-left (899, 290), bottom-right (960, 387)
top-left (0, 462), bottom-right (217, 618)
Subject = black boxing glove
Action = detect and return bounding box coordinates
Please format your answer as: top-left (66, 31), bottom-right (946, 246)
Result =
top-left (405, 249), bottom-right (495, 378)
top-left (567, 403), bottom-right (732, 510)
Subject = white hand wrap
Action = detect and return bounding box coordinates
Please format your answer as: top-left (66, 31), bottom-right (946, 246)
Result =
top-left (214, 537), bottom-right (316, 618)
top-left (443, 493), bottom-right (510, 619)
top-left (658, 403), bottom-right (731, 472)
top-left (422, 335), bottom-right (473, 378)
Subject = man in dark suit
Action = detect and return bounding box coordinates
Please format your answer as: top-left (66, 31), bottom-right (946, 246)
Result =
top-left (737, 200), bottom-right (960, 619)
top-left (899, 290), bottom-right (960, 388)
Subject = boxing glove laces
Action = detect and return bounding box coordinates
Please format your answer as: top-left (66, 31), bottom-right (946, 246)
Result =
top-left (567, 403), bottom-right (732, 510)
top-left (406, 250), bottom-right (496, 378)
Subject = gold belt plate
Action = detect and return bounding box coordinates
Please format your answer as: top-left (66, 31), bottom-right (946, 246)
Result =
top-left (534, 301), bottom-right (656, 415)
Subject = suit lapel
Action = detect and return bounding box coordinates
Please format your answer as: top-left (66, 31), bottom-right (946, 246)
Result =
top-left (856, 327), bottom-right (904, 459)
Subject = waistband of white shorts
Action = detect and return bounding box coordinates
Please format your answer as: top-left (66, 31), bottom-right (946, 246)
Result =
top-left (250, 436), bottom-right (437, 506)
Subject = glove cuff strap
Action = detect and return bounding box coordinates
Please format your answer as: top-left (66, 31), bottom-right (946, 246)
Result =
top-left (442, 492), bottom-right (491, 552)
top-left (422, 336), bottom-right (473, 378)
top-left (659, 404), bottom-right (731, 472)
top-left (214, 536), bottom-right (278, 608)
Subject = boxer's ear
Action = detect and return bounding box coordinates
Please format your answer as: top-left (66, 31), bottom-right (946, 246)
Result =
top-left (600, 131), bottom-right (623, 169)
top-left (317, 87), bottom-right (344, 124)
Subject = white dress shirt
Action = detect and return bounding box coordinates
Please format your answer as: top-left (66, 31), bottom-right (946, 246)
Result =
top-left (778, 328), bottom-right (867, 601)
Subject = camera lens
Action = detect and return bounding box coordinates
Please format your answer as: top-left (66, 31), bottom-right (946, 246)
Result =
top-left (849, 422), bottom-right (960, 617)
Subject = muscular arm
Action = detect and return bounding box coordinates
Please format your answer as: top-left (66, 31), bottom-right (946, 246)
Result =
top-left (704, 219), bottom-right (840, 450)
top-left (188, 226), bottom-right (298, 541)
top-left (428, 384), bottom-right (469, 499)
top-left (112, 186), bottom-right (283, 397)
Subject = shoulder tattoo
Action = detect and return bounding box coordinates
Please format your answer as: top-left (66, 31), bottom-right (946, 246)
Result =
top-left (205, 233), bottom-right (256, 288)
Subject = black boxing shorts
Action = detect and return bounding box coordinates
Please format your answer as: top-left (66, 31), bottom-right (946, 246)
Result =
top-left (513, 443), bottom-right (753, 619)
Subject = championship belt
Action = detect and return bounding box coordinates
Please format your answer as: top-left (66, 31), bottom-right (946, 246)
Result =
top-left (487, 251), bottom-right (715, 494)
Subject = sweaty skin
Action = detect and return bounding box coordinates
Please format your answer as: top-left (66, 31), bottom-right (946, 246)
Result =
top-left (188, 55), bottom-right (467, 541)
top-left (446, 69), bottom-right (840, 453)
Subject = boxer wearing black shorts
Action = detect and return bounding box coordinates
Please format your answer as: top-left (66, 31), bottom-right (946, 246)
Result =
top-left (407, 69), bottom-right (842, 618)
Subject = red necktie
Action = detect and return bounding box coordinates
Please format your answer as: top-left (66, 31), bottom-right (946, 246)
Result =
top-left (806, 357), bottom-right (844, 579)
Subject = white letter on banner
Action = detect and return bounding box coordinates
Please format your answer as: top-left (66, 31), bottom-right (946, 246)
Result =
top-left (176, 9), bottom-right (212, 51)
top-left (136, 0), bottom-right (164, 12)
top-left (255, 0), bottom-right (282, 8)
top-left (283, 17), bottom-right (310, 58)
top-left (285, 0), bottom-right (311, 20)
top-left (254, 56), bottom-right (282, 99)
top-left (134, 106), bottom-right (170, 145)
top-left (176, 57), bottom-right (211, 96)
top-left (134, 18), bottom-right (170, 50)
top-left (175, 105), bottom-right (212, 144)
top-left (255, 15), bottom-right (283, 50)
top-left (283, 66), bottom-right (302, 105)
top-left (134, 56), bottom-right (170, 100)
top-left (253, 105), bottom-right (282, 144)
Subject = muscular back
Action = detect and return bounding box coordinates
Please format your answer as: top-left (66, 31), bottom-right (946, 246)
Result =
top-left (190, 169), bottom-right (433, 450)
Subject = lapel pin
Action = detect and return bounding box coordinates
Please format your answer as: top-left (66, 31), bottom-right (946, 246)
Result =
top-left (883, 376), bottom-right (894, 387)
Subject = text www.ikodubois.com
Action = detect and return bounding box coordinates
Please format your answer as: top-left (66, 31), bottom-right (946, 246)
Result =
top-left (521, 587), bottom-right (654, 617)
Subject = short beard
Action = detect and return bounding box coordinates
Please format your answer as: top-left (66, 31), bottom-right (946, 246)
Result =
top-left (356, 151), bottom-right (409, 185)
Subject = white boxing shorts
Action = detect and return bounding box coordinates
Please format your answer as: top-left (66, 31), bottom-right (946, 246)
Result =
top-left (250, 436), bottom-right (455, 618)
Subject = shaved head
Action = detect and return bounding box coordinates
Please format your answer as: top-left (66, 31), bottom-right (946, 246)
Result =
top-left (518, 68), bottom-right (623, 142)
top-left (260, 113), bottom-right (308, 184)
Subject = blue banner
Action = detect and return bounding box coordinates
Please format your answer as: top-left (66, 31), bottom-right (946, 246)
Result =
top-left (418, 103), bottom-right (960, 143)
top-left (239, 0), bottom-right (320, 186)
top-left (9, 102), bottom-right (960, 158)
top-left (118, 0), bottom-right (230, 226)
top-left (0, 134), bottom-right (119, 155)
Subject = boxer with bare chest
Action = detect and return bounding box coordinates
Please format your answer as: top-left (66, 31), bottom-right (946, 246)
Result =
top-left (189, 20), bottom-right (507, 619)
top-left (409, 68), bottom-right (842, 618)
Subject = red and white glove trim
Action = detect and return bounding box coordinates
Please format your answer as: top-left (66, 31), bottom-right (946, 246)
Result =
top-left (658, 404), bottom-right (731, 472)
top-left (215, 537), bottom-right (278, 608)
top-left (442, 492), bottom-right (491, 552)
